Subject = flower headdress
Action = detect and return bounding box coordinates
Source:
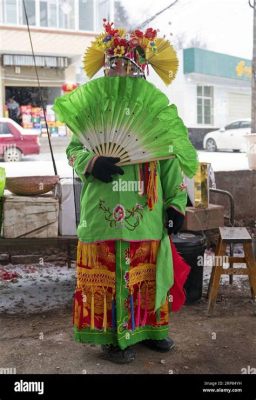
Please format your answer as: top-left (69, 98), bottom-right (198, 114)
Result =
top-left (83, 19), bottom-right (179, 85)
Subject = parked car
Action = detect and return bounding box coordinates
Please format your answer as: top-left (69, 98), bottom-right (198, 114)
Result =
top-left (203, 119), bottom-right (251, 152)
top-left (0, 117), bottom-right (40, 161)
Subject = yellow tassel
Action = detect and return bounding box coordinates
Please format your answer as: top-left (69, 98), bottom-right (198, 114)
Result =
top-left (90, 289), bottom-right (95, 330)
top-left (150, 241), bottom-right (158, 263)
top-left (82, 245), bottom-right (86, 265)
top-left (77, 242), bottom-right (98, 267)
top-left (77, 241), bottom-right (82, 264)
top-left (147, 161), bottom-right (158, 210)
top-left (90, 244), bottom-right (98, 266)
top-left (103, 289), bottom-right (107, 332)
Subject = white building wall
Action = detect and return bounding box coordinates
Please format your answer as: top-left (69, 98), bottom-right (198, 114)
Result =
top-left (0, 27), bottom-right (95, 57)
top-left (213, 85), bottom-right (227, 128)
top-left (148, 49), bottom-right (251, 130)
top-left (147, 50), bottom-right (192, 124)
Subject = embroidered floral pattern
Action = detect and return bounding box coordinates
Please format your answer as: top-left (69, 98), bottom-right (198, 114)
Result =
top-left (113, 204), bottom-right (125, 222)
top-left (99, 199), bottom-right (146, 231)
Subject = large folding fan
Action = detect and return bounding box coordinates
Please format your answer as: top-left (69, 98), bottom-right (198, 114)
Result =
top-left (54, 76), bottom-right (198, 177)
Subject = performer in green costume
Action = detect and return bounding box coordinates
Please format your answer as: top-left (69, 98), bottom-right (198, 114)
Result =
top-left (54, 20), bottom-right (198, 364)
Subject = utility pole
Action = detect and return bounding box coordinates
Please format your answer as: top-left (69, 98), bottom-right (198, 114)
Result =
top-left (249, 0), bottom-right (256, 132)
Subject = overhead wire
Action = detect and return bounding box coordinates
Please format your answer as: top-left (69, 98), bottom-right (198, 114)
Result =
top-left (22, 0), bottom-right (58, 176)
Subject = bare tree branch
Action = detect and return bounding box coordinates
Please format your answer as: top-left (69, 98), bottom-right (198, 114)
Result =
top-left (136, 0), bottom-right (179, 30)
top-left (249, 0), bottom-right (255, 9)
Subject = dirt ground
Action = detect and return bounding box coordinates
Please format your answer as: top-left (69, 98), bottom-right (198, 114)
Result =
top-left (1, 280), bottom-right (256, 375)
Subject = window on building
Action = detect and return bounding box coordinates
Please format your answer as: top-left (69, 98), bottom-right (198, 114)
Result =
top-left (59, 0), bottom-right (75, 29)
top-left (40, 0), bottom-right (57, 28)
top-left (95, 0), bottom-right (111, 31)
top-left (79, 0), bottom-right (94, 31)
top-left (40, 0), bottom-right (48, 27)
top-left (2, 0), bottom-right (111, 31)
top-left (20, 0), bottom-right (36, 26)
top-left (3, 0), bottom-right (17, 24)
top-left (48, 2), bottom-right (57, 26)
top-left (197, 85), bottom-right (214, 125)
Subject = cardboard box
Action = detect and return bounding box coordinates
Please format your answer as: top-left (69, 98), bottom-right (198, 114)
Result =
top-left (182, 204), bottom-right (225, 231)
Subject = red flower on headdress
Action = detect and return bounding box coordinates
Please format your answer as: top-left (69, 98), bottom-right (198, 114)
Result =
top-left (145, 28), bottom-right (157, 39)
top-left (103, 19), bottom-right (118, 36)
top-left (114, 37), bottom-right (128, 48)
top-left (134, 29), bottom-right (144, 38)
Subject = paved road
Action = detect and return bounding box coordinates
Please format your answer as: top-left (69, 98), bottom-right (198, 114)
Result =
top-left (39, 136), bottom-right (70, 154)
top-left (0, 149), bottom-right (250, 178)
top-left (0, 135), bottom-right (251, 177)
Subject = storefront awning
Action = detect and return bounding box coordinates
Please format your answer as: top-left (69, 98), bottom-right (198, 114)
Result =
top-left (183, 48), bottom-right (252, 82)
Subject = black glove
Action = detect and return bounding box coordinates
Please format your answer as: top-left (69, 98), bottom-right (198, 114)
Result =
top-left (166, 207), bottom-right (185, 235)
top-left (91, 156), bottom-right (124, 183)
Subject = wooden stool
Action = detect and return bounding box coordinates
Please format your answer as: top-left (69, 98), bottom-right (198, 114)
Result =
top-left (207, 227), bottom-right (256, 314)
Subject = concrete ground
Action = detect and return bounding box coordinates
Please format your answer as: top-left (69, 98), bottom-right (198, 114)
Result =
top-left (0, 136), bottom-right (251, 179)
top-left (0, 258), bottom-right (256, 374)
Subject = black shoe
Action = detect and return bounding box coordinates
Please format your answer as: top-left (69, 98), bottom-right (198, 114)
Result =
top-left (142, 337), bottom-right (175, 352)
top-left (101, 345), bottom-right (136, 364)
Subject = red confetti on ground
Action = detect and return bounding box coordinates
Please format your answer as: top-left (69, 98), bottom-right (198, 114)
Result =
top-left (0, 269), bottom-right (20, 281)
